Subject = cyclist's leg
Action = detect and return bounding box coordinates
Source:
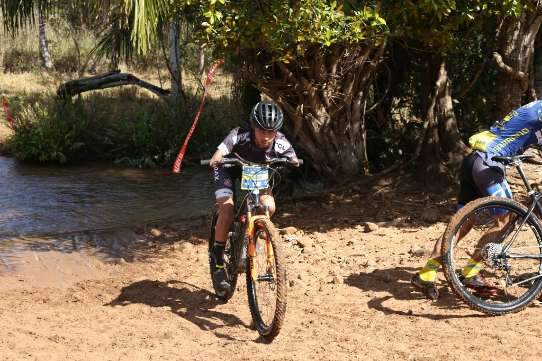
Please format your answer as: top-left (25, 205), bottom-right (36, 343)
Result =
top-left (215, 196), bottom-right (234, 246)
top-left (212, 166), bottom-right (236, 290)
top-left (463, 156), bottom-right (512, 273)
top-left (260, 189), bottom-right (276, 217)
top-left (412, 153), bottom-right (478, 299)
top-left (213, 165), bottom-right (236, 244)
top-left (458, 155), bottom-right (513, 292)
top-left (425, 207), bottom-right (476, 261)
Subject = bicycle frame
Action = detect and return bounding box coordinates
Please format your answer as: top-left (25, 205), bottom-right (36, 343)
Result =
top-left (486, 158), bottom-right (542, 287)
top-left (501, 159), bottom-right (542, 256)
top-left (228, 169), bottom-right (274, 275)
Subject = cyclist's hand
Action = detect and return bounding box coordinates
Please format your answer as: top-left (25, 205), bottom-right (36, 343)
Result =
top-left (291, 158), bottom-right (300, 167)
top-left (209, 150), bottom-right (223, 167)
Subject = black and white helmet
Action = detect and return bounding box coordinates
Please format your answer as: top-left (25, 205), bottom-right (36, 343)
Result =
top-left (250, 101), bottom-right (284, 131)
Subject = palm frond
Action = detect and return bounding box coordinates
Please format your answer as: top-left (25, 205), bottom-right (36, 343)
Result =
top-left (0, 0), bottom-right (53, 34)
top-left (122, 0), bottom-right (170, 54)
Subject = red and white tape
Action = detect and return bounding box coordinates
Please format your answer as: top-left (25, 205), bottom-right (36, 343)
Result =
top-left (172, 59), bottom-right (224, 173)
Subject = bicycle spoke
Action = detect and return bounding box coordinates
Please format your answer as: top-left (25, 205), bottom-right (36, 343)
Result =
top-left (252, 229), bottom-right (277, 326)
top-left (443, 197), bottom-right (542, 315)
top-left (246, 218), bottom-right (286, 340)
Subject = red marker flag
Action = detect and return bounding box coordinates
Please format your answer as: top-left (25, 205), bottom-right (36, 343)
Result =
top-left (172, 59), bottom-right (224, 173)
top-left (2, 96), bottom-right (14, 129)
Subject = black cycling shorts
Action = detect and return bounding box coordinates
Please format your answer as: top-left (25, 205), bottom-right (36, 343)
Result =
top-left (213, 165), bottom-right (241, 199)
top-left (457, 151), bottom-right (512, 208)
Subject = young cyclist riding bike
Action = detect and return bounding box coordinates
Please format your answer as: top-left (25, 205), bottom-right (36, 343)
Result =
top-left (207, 101), bottom-right (299, 294)
top-left (412, 99), bottom-right (542, 300)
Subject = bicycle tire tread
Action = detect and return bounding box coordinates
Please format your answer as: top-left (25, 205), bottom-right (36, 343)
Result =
top-left (246, 218), bottom-right (287, 340)
top-left (441, 197), bottom-right (542, 315)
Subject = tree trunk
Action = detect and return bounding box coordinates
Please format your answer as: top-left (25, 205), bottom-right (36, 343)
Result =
top-left (168, 16), bottom-right (182, 97)
top-left (416, 55), bottom-right (468, 183)
top-left (437, 63), bottom-right (468, 166)
top-left (38, 12), bottom-right (54, 70)
top-left (533, 28), bottom-right (542, 97)
top-left (495, 7), bottom-right (542, 118)
top-left (251, 43), bottom-right (385, 182)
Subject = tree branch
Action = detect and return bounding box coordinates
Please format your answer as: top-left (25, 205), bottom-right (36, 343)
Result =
top-left (493, 51), bottom-right (529, 90)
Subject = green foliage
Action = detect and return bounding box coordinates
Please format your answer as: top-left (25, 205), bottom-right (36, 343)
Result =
top-left (197, 0), bottom-right (387, 61)
top-left (8, 98), bottom-right (90, 163)
top-left (7, 91), bottom-right (240, 167)
top-left (121, 0), bottom-right (176, 55)
top-left (383, 0), bottom-right (526, 51)
top-left (366, 124), bottom-right (419, 171)
top-left (102, 1), bottom-right (388, 61)
top-left (447, 24), bottom-right (499, 137)
top-left (2, 0), bottom-right (540, 177)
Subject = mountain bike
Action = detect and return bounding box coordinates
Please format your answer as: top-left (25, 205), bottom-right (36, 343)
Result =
top-left (442, 154), bottom-right (542, 315)
top-left (201, 156), bottom-right (302, 340)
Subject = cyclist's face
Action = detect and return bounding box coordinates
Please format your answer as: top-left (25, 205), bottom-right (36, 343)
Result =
top-left (254, 127), bottom-right (277, 149)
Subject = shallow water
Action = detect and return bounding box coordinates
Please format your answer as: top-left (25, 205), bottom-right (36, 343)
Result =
top-left (0, 156), bottom-right (215, 237)
top-left (0, 156), bottom-right (319, 275)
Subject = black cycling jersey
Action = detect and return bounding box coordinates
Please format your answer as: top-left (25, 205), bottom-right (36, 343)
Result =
top-left (213, 126), bottom-right (298, 199)
top-left (217, 127), bottom-right (298, 163)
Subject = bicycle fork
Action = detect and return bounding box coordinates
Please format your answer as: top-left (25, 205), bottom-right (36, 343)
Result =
top-left (246, 213), bottom-right (274, 282)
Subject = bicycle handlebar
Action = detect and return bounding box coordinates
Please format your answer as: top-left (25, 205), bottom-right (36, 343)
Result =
top-left (200, 157), bottom-right (303, 167)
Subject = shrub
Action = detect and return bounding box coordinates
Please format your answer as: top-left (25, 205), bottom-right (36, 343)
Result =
top-left (3, 48), bottom-right (40, 73)
top-left (7, 91), bottom-right (241, 167)
top-left (8, 99), bottom-right (90, 163)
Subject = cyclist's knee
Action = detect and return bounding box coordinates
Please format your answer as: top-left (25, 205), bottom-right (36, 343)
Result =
top-left (261, 195), bottom-right (276, 215)
top-left (216, 197), bottom-right (234, 220)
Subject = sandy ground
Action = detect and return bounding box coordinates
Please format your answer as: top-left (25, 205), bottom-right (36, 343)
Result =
top-left (1, 164), bottom-right (542, 361)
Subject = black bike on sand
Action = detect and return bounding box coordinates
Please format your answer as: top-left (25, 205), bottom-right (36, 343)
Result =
top-left (201, 156), bottom-right (302, 340)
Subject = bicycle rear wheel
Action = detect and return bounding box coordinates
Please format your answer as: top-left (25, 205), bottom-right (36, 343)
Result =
top-left (209, 211), bottom-right (239, 301)
top-left (442, 197), bottom-right (542, 315)
top-left (246, 218), bottom-right (287, 340)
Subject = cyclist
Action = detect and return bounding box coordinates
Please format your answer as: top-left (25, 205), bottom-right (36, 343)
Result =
top-left (412, 99), bottom-right (542, 300)
top-left (208, 101), bottom-right (299, 293)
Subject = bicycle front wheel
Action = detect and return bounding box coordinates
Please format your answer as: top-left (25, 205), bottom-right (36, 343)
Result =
top-left (442, 197), bottom-right (542, 315)
top-left (246, 218), bottom-right (287, 341)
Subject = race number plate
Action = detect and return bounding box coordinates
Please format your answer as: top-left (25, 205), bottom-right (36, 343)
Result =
top-left (241, 165), bottom-right (269, 190)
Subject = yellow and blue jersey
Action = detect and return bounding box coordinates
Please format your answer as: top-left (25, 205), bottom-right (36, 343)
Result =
top-left (469, 100), bottom-right (542, 156)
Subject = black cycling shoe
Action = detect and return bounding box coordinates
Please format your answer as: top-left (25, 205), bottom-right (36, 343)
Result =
top-left (213, 267), bottom-right (231, 296)
top-left (458, 274), bottom-right (498, 297)
top-left (411, 274), bottom-right (440, 301)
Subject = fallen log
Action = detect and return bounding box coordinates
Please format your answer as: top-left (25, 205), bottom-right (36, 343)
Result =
top-left (57, 70), bottom-right (170, 99)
